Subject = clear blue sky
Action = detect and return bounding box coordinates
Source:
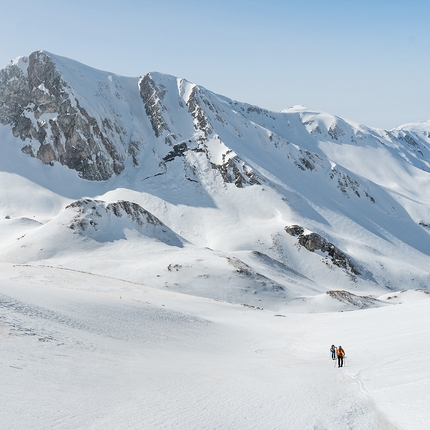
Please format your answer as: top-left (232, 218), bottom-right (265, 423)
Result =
top-left (1, 0), bottom-right (430, 129)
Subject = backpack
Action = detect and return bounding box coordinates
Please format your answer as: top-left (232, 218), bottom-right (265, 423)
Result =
top-left (338, 348), bottom-right (345, 357)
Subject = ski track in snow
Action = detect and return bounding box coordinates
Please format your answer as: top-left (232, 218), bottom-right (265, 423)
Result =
top-left (1, 264), bottom-right (424, 429)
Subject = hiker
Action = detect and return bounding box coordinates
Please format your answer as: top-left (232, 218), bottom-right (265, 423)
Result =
top-left (330, 344), bottom-right (336, 360)
top-left (337, 346), bottom-right (345, 367)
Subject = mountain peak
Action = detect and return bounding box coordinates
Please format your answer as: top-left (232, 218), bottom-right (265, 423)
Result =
top-left (1, 51), bottom-right (430, 305)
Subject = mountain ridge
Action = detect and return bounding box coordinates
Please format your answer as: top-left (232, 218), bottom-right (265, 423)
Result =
top-left (1, 50), bottom-right (429, 310)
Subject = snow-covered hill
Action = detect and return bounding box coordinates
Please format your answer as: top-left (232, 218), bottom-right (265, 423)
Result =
top-left (1, 263), bottom-right (430, 429)
top-left (1, 50), bottom-right (430, 309)
top-left (2, 50), bottom-right (430, 429)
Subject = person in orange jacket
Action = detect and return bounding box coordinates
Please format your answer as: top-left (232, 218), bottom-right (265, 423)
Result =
top-left (337, 346), bottom-right (345, 367)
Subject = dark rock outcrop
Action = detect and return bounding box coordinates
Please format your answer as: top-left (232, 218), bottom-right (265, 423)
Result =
top-left (163, 143), bottom-right (188, 162)
top-left (226, 256), bottom-right (285, 293)
top-left (211, 156), bottom-right (261, 188)
top-left (66, 198), bottom-right (182, 246)
top-left (285, 225), bottom-right (361, 276)
top-left (285, 225), bottom-right (304, 237)
top-left (326, 290), bottom-right (383, 309)
top-left (0, 51), bottom-right (127, 180)
top-left (187, 86), bottom-right (213, 139)
top-left (139, 73), bottom-right (171, 139)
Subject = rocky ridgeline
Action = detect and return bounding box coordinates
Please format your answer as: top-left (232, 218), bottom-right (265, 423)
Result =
top-left (285, 225), bottom-right (361, 276)
top-left (210, 156), bottom-right (262, 188)
top-left (66, 199), bottom-right (182, 246)
top-left (186, 86), bottom-right (214, 140)
top-left (139, 73), bottom-right (171, 140)
top-left (0, 51), bottom-right (264, 189)
top-left (0, 51), bottom-right (126, 180)
top-left (139, 74), bottom-right (261, 188)
top-left (1, 50), bottom-right (429, 196)
top-left (161, 138), bottom-right (262, 188)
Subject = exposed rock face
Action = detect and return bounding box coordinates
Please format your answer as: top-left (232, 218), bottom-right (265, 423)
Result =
top-left (211, 156), bottom-right (261, 188)
top-left (285, 225), bottom-right (304, 237)
top-left (139, 73), bottom-right (171, 139)
top-left (395, 130), bottom-right (424, 157)
top-left (66, 198), bottom-right (182, 246)
top-left (1, 49), bottom-right (427, 209)
top-left (0, 51), bottom-right (126, 180)
top-left (298, 233), bottom-right (330, 252)
top-left (158, 133), bottom-right (262, 187)
top-left (187, 86), bottom-right (213, 139)
top-left (328, 124), bottom-right (345, 141)
top-left (163, 143), bottom-right (188, 162)
top-left (285, 225), bottom-right (361, 276)
top-left (67, 199), bottom-right (163, 230)
top-left (326, 290), bottom-right (383, 309)
top-left (226, 256), bottom-right (286, 293)
top-left (330, 168), bottom-right (375, 202)
top-left (0, 54), bottom-right (258, 188)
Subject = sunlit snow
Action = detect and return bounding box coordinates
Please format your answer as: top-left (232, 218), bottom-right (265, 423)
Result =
top-left (1, 51), bottom-right (430, 429)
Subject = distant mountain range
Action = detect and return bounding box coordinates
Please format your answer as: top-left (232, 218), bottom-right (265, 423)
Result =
top-left (1, 50), bottom-right (429, 311)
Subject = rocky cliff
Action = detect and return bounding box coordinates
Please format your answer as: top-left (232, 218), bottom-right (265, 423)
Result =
top-left (0, 51), bottom-right (131, 180)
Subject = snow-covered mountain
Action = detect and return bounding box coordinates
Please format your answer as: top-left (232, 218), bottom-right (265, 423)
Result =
top-left (1, 50), bottom-right (430, 310)
top-left (3, 50), bottom-right (430, 430)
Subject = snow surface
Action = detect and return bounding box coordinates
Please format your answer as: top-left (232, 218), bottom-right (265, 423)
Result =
top-left (1, 51), bottom-right (430, 428)
top-left (1, 263), bottom-right (429, 429)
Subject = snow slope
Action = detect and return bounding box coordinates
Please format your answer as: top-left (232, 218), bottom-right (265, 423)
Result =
top-left (1, 263), bottom-right (429, 429)
top-left (1, 51), bottom-right (430, 309)
top-left (1, 51), bottom-right (430, 429)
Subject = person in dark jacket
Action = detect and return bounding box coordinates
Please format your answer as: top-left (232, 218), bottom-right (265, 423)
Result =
top-left (330, 344), bottom-right (336, 360)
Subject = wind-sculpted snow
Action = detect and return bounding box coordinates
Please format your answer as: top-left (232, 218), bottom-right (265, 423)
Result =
top-left (0, 290), bottom-right (209, 346)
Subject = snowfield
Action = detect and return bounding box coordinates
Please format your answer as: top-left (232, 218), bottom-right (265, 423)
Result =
top-left (1, 263), bottom-right (429, 429)
top-left (1, 51), bottom-right (430, 428)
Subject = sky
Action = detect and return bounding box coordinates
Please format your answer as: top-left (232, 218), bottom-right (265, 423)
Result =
top-left (1, 0), bottom-right (430, 129)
